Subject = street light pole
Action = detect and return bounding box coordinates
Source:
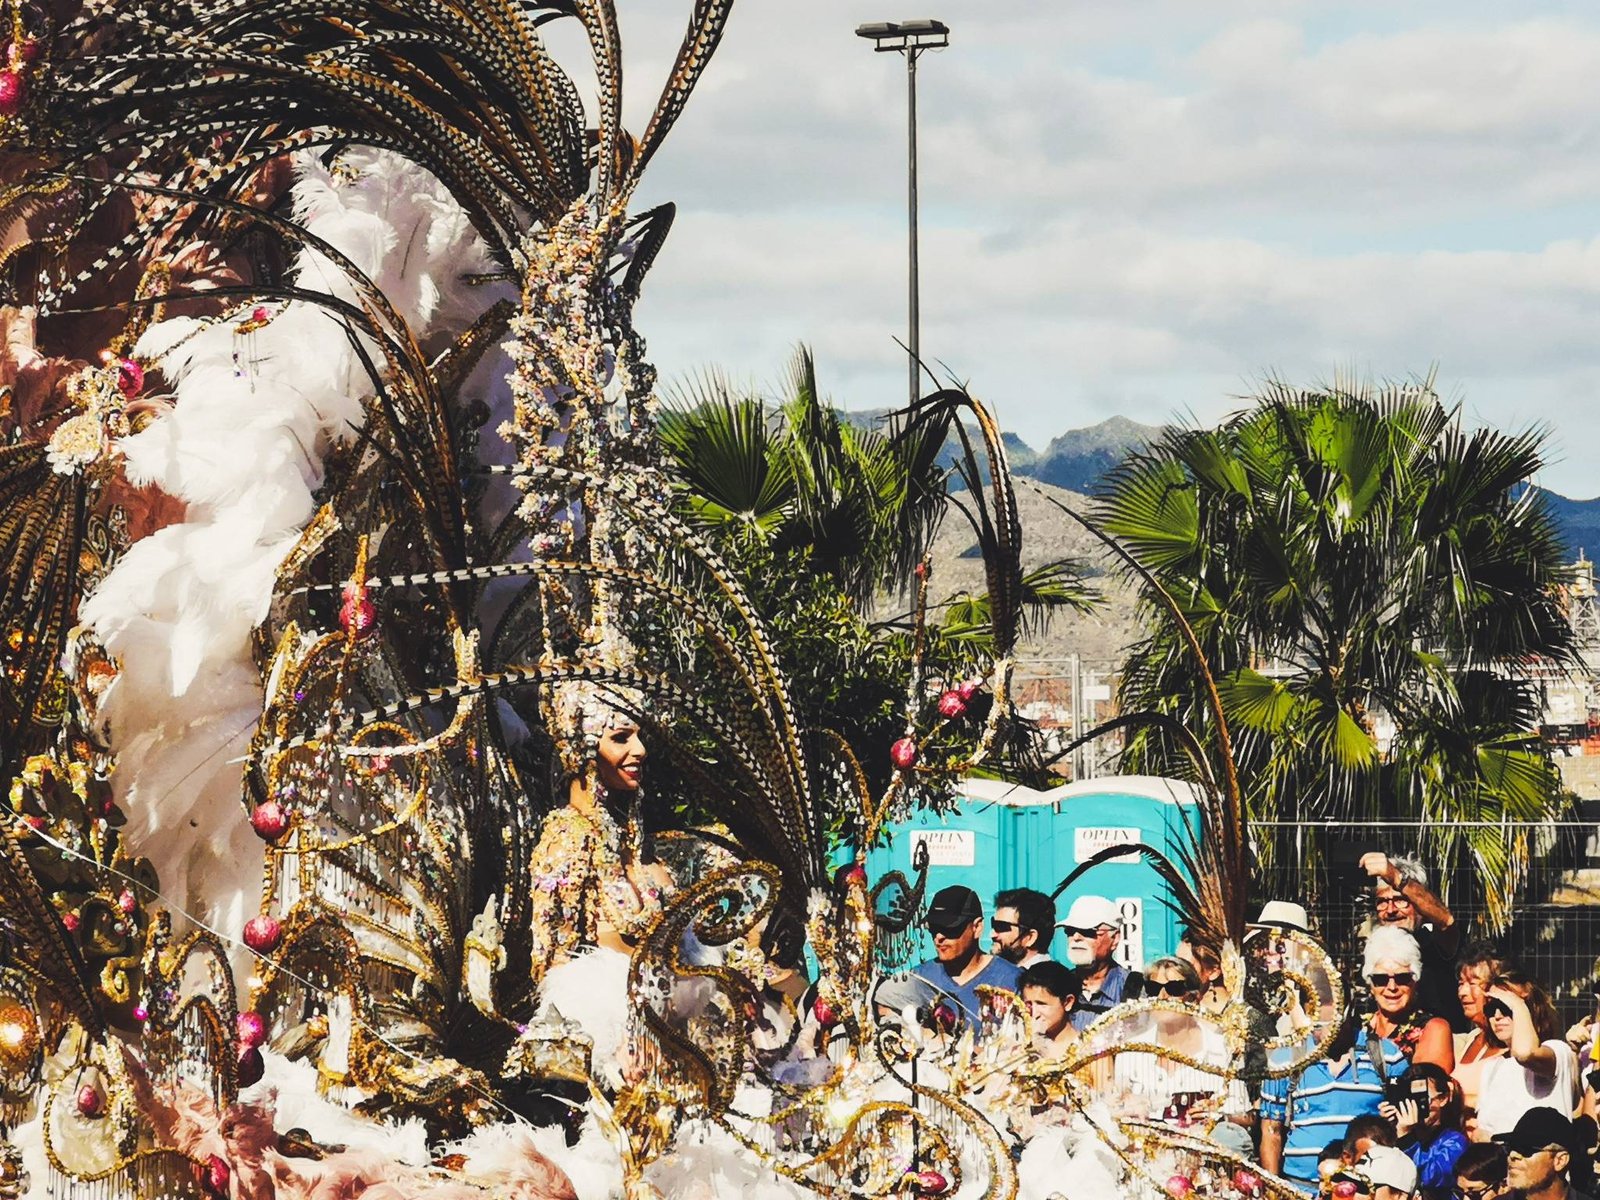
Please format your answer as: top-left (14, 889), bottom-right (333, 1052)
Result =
top-left (855, 20), bottom-right (949, 406)
top-left (906, 45), bottom-right (919, 408)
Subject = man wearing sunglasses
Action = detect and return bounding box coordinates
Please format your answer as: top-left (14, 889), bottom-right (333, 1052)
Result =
top-left (990, 887), bottom-right (1055, 969)
top-left (910, 885), bottom-right (1023, 1033)
top-left (1057, 895), bottom-right (1140, 1031)
top-left (1362, 851), bottom-right (1465, 1032)
top-left (1492, 1107), bottom-right (1597, 1200)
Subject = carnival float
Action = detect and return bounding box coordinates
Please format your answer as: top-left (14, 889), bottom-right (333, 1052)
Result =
top-left (0, 1), bottom-right (1346, 1196)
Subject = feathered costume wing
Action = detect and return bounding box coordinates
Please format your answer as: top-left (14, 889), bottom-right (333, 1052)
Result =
top-left (0, 0), bottom-right (844, 1122)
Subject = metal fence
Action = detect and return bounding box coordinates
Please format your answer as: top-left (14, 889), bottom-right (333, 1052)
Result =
top-left (1250, 820), bottom-right (1600, 1023)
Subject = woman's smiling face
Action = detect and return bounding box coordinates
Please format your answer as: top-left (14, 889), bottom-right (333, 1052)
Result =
top-left (597, 722), bottom-right (645, 791)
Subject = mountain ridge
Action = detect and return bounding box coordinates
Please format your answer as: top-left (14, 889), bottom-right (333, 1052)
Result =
top-left (868, 412), bottom-right (1600, 554)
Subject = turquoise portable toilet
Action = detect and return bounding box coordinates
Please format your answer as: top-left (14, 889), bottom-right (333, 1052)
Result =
top-left (862, 775), bottom-right (1205, 971)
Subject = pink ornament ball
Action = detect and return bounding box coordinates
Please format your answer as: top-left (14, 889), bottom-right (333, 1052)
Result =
top-left (889, 737), bottom-right (919, 770)
top-left (117, 888), bottom-right (137, 914)
top-left (236, 1044), bottom-right (264, 1087)
top-left (60, 911), bottom-right (79, 933)
top-left (915, 1170), bottom-right (949, 1195)
top-left (936, 690), bottom-right (967, 719)
top-left (0, 70), bottom-right (26, 117)
top-left (1164, 1176), bottom-right (1193, 1199)
top-left (811, 998), bottom-right (838, 1028)
top-left (235, 1010), bottom-right (267, 1049)
top-left (842, 865), bottom-right (867, 887)
top-left (1232, 1167), bottom-right (1263, 1195)
top-left (1331, 1184), bottom-right (1359, 1200)
top-left (242, 915), bottom-right (282, 953)
top-left (955, 678), bottom-right (981, 702)
top-left (115, 357), bottom-right (144, 398)
top-left (197, 1154), bottom-right (230, 1197)
top-left (249, 800), bottom-right (289, 841)
top-left (339, 582), bottom-right (378, 639)
top-left (75, 1084), bottom-right (103, 1118)
top-left (131, 1004), bottom-right (149, 1023)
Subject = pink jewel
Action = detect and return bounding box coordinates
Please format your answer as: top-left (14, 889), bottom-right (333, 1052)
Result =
top-left (339, 581), bottom-right (378, 639)
top-left (250, 800), bottom-right (290, 841)
top-left (117, 888), bottom-right (137, 914)
top-left (251, 306), bottom-right (269, 323)
top-left (76, 1084), bottom-right (104, 1118)
top-left (60, 911), bottom-right (79, 932)
top-left (243, 914), bottom-right (282, 953)
top-left (132, 1004), bottom-right (149, 1023)
top-left (937, 690), bottom-right (967, 719)
top-left (889, 737), bottom-right (919, 770)
top-left (0, 70), bottom-right (26, 117)
top-left (115, 357), bottom-right (144, 399)
top-left (198, 1154), bottom-right (231, 1197)
top-left (235, 1010), bottom-right (267, 1049)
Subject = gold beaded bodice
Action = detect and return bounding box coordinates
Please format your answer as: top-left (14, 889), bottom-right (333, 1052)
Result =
top-left (528, 801), bottom-right (667, 981)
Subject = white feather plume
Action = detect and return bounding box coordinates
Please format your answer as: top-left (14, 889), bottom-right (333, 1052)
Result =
top-left (80, 147), bottom-right (498, 964)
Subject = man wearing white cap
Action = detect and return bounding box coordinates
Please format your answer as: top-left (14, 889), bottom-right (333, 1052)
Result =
top-left (1058, 895), bottom-right (1138, 1031)
top-left (1355, 1143), bottom-right (1419, 1200)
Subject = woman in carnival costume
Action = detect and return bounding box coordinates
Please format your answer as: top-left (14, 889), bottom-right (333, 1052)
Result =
top-left (528, 682), bottom-right (672, 981)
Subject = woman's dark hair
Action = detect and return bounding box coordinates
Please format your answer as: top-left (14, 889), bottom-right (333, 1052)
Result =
top-left (1019, 960), bottom-right (1080, 1003)
top-left (1487, 969), bottom-right (1559, 1044)
top-left (1452, 1142), bottom-right (1507, 1186)
top-left (1398, 1061), bottom-right (1463, 1132)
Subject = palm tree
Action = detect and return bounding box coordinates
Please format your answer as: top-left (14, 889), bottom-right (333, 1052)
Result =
top-left (1096, 378), bottom-right (1575, 926)
top-left (656, 347), bottom-right (1096, 806)
top-left (657, 346), bottom-right (949, 608)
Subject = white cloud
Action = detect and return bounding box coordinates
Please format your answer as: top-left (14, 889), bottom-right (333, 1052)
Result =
top-left (604, 3), bottom-right (1600, 497)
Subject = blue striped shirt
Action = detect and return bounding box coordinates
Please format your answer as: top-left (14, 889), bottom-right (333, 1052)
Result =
top-left (1259, 1029), bottom-right (1406, 1196)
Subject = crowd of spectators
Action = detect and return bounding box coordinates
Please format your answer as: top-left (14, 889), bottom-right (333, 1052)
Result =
top-left (892, 850), bottom-right (1600, 1199)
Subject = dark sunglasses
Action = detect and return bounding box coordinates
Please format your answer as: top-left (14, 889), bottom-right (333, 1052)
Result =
top-left (990, 919), bottom-right (1019, 934)
top-left (1367, 972), bottom-right (1416, 988)
top-left (1504, 1142), bottom-right (1564, 1158)
top-left (1143, 978), bottom-right (1193, 999)
top-left (927, 922), bottom-right (970, 939)
top-left (1484, 998), bottom-right (1513, 1020)
top-left (1061, 925), bottom-right (1104, 939)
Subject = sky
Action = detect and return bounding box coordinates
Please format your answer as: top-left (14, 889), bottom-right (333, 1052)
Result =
top-left (596, 2), bottom-right (1600, 499)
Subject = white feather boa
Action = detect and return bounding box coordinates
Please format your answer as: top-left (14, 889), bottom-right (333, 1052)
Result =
top-left (80, 148), bottom-right (501, 956)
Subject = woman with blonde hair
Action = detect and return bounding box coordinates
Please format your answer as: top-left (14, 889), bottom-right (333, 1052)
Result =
top-left (1472, 970), bottom-right (1579, 1139)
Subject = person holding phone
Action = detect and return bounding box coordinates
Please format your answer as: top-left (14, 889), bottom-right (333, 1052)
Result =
top-left (1378, 1062), bottom-right (1467, 1199)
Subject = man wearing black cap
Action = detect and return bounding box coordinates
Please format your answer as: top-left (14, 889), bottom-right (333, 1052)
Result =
top-left (1494, 1107), bottom-right (1596, 1200)
top-left (911, 885), bottom-right (1023, 1032)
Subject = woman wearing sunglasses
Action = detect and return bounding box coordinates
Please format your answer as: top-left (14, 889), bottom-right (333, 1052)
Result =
top-left (1366, 926), bottom-right (1456, 1073)
top-left (1473, 971), bottom-right (1578, 1140)
top-left (1108, 956), bottom-right (1254, 1154)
